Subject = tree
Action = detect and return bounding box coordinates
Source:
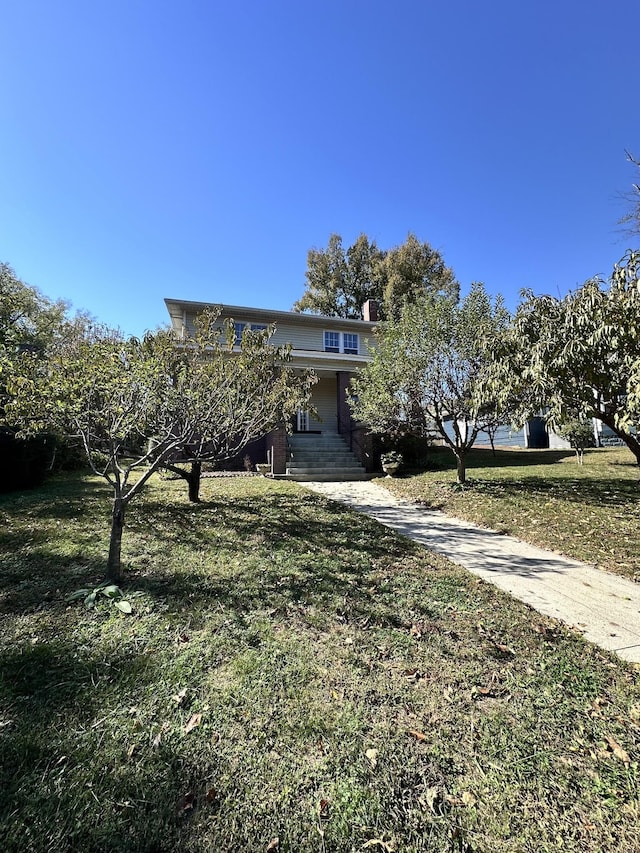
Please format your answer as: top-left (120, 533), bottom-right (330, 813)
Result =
top-left (377, 233), bottom-right (459, 318)
top-left (4, 310), bottom-right (314, 581)
top-left (0, 264), bottom-right (73, 488)
top-left (349, 283), bottom-right (509, 483)
top-left (293, 233), bottom-right (458, 320)
top-left (0, 262), bottom-right (69, 351)
top-left (496, 250), bottom-right (640, 465)
top-left (619, 150), bottom-right (640, 236)
top-left (293, 233), bottom-right (383, 319)
top-left (556, 416), bottom-right (596, 465)
top-left (159, 319), bottom-right (316, 502)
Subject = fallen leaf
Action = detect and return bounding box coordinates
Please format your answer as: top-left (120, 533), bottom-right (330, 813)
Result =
top-left (172, 688), bottom-right (188, 706)
top-left (126, 743), bottom-right (136, 760)
top-left (152, 731), bottom-right (162, 749)
top-left (403, 668), bottom-right (422, 681)
top-left (461, 791), bottom-right (477, 807)
top-left (473, 686), bottom-right (498, 698)
top-left (205, 787), bottom-right (218, 803)
top-left (115, 600), bottom-right (132, 614)
top-left (605, 735), bottom-right (630, 766)
top-left (420, 786), bottom-right (440, 813)
top-left (407, 729), bottom-right (427, 742)
top-left (318, 798), bottom-right (330, 818)
top-left (184, 713), bottom-right (202, 734)
top-left (494, 642), bottom-right (514, 655)
top-left (365, 748), bottom-right (379, 769)
top-left (177, 791), bottom-right (195, 815)
top-left (265, 838), bottom-right (279, 852)
top-left (362, 839), bottom-right (395, 851)
top-left (409, 623), bottom-right (422, 639)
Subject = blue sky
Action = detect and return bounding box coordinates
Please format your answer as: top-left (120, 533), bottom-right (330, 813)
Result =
top-left (1, 0), bottom-right (638, 336)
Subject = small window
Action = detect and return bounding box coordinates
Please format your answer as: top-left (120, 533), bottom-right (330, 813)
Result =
top-left (233, 322), bottom-right (246, 346)
top-left (343, 333), bottom-right (359, 355)
top-left (324, 331), bottom-right (340, 352)
top-left (250, 324), bottom-right (267, 332)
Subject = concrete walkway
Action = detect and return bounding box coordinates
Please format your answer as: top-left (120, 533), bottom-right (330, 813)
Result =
top-left (302, 480), bottom-right (640, 665)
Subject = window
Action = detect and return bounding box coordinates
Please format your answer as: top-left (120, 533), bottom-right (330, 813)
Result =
top-left (324, 331), bottom-right (340, 352)
top-left (343, 333), bottom-right (359, 355)
top-left (324, 331), bottom-right (359, 354)
top-left (234, 322), bottom-right (267, 345)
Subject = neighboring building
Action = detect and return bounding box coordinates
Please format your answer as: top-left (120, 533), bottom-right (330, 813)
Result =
top-left (164, 298), bottom-right (379, 478)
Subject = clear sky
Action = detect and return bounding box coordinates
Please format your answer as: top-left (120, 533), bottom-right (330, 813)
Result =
top-left (1, 0), bottom-right (639, 336)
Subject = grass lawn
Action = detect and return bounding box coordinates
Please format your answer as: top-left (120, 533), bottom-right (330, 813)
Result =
top-left (380, 446), bottom-right (640, 582)
top-left (1, 472), bottom-right (639, 852)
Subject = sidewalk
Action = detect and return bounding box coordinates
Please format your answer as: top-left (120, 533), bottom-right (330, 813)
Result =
top-left (302, 480), bottom-right (640, 664)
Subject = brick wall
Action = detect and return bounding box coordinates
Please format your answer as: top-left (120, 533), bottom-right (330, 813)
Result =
top-left (266, 425), bottom-right (288, 474)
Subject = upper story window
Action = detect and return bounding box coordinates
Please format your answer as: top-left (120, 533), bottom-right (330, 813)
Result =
top-left (324, 330), bottom-right (359, 355)
top-left (343, 333), bottom-right (359, 355)
top-left (324, 331), bottom-right (340, 353)
top-left (233, 322), bottom-right (245, 346)
top-left (234, 322), bottom-right (268, 345)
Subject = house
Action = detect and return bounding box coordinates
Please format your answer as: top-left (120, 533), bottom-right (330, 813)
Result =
top-left (164, 298), bottom-right (379, 479)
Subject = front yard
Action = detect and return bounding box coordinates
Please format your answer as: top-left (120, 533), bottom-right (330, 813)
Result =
top-left (1, 472), bottom-right (639, 852)
top-left (381, 446), bottom-right (640, 581)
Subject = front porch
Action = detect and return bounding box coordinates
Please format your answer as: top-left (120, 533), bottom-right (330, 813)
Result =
top-left (265, 372), bottom-right (375, 478)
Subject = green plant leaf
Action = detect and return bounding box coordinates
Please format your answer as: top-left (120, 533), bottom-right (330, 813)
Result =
top-left (115, 600), bottom-right (132, 614)
top-left (66, 588), bottom-right (91, 601)
top-left (100, 585), bottom-right (122, 598)
top-left (84, 591), bottom-right (97, 609)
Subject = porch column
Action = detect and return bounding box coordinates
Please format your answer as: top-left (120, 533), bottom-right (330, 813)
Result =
top-left (336, 371), bottom-right (353, 437)
top-left (266, 425), bottom-right (288, 474)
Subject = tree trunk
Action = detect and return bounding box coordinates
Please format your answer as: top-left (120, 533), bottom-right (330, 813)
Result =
top-left (456, 454), bottom-right (467, 484)
top-left (107, 497), bottom-right (125, 583)
top-left (624, 432), bottom-right (640, 465)
top-left (598, 415), bottom-right (640, 465)
top-left (187, 460), bottom-right (202, 503)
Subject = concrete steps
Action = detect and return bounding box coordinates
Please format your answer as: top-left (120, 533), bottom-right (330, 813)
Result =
top-left (286, 433), bottom-right (369, 481)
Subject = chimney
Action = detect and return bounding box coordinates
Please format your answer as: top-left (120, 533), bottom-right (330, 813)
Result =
top-left (362, 299), bottom-right (378, 322)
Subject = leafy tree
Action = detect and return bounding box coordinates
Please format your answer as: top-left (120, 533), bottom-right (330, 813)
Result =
top-left (556, 416), bottom-right (596, 465)
top-left (0, 262), bottom-right (68, 351)
top-left (349, 283), bottom-right (509, 483)
top-left (293, 233), bottom-right (383, 319)
top-left (293, 233), bottom-right (458, 320)
top-left (4, 310), bottom-right (314, 581)
top-left (377, 233), bottom-right (459, 318)
top-left (0, 264), bottom-right (74, 488)
top-left (497, 250), bottom-right (640, 465)
top-left (159, 319), bottom-right (315, 502)
top-left (619, 150), bottom-right (640, 236)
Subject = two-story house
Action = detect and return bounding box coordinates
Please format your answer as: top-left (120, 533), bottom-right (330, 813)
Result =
top-left (164, 298), bottom-right (379, 479)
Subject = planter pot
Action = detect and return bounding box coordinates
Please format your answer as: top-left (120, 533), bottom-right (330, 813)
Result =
top-left (256, 463), bottom-right (271, 476)
top-left (382, 462), bottom-right (400, 477)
